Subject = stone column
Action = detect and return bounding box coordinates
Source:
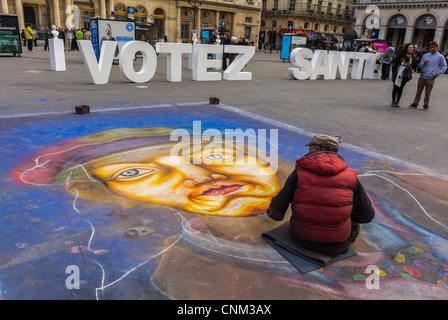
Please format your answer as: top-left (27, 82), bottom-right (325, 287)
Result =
top-left (354, 24), bottom-right (363, 39)
top-left (53, 0), bottom-right (61, 28)
top-left (195, 7), bottom-right (201, 32)
top-left (108, 0), bottom-right (115, 19)
top-left (176, 5), bottom-right (181, 42)
top-left (231, 12), bottom-right (236, 36)
top-left (215, 11), bottom-right (219, 30)
top-left (1, 0), bottom-right (9, 14)
top-left (14, 0), bottom-right (25, 30)
top-left (100, 0), bottom-right (106, 18)
top-left (433, 26), bottom-right (444, 46)
top-left (65, 0), bottom-right (71, 28)
top-left (379, 25), bottom-right (387, 40)
top-left (403, 26), bottom-right (414, 44)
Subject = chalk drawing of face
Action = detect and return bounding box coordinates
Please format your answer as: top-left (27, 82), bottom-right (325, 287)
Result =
top-left (87, 143), bottom-right (280, 216)
top-left (14, 128), bottom-right (281, 218)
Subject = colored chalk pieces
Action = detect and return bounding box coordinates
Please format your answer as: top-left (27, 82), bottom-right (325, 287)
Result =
top-left (403, 266), bottom-right (422, 278)
top-left (394, 252), bottom-right (406, 263)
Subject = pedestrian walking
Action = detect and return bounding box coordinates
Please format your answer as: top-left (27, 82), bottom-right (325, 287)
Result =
top-left (33, 28), bottom-right (38, 47)
top-left (65, 27), bottom-right (73, 51)
top-left (23, 25), bottom-right (35, 52)
top-left (74, 29), bottom-right (84, 50)
top-left (409, 41), bottom-right (447, 111)
top-left (21, 29), bottom-right (26, 47)
top-left (43, 26), bottom-right (52, 51)
top-left (265, 134), bottom-right (375, 256)
top-left (83, 28), bottom-right (91, 41)
top-left (381, 42), bottom-right (394, 80)
top-left (221, 32), bottom-right (230, 70)
top-left (391, 43), bottom-right (415, 108)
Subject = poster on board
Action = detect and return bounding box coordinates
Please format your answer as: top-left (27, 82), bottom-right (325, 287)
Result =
top-left (0, 14), bottom-right (22, 56)
top-left (135, 24), bottom-right (159, 47)
top-left (91, 19), bottom-right (135, 59)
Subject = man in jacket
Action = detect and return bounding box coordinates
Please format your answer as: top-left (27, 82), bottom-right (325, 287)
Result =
top-left (23, 25), bottom-right (34, 52)
top-left (409, 40), bottom-right (447, 111)
top-left (266, 134), bottom-right (375, 255)
top-left (381, 42), bottom-right (394, 80)
top-left (43, 26), bottom-right (52, 51)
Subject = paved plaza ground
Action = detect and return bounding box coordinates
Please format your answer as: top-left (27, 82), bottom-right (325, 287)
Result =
top-left (1, 46), bottom-right (448, 301)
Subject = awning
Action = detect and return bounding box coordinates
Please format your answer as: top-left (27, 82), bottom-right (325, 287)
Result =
top-left (324, 33), bottom-right (339, 42)
top-left (316, 33), bottom-right (326, 40)
top-left (303, 30), bottom-right (317, 40)
top-left (277, 28), bottom-right (306, 36)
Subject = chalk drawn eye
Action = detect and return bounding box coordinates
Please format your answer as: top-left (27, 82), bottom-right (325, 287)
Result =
top-left (112, 168), bottom-right (156, 181)
top-left (120, 169), bottom-right (139, 177)
top-left (206, 154), bottom-right (223, 161)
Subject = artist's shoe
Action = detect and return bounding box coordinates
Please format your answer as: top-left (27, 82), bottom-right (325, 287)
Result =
top-left (423, 104), bottom-right (429, 111)
top-left (391, 101), bottom-right (399, 108)
top-left (408, 103), bottom-right (418, 109)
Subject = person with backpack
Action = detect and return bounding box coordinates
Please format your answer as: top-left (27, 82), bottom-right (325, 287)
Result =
top-left (23, 25), bottom-right (35, 52)
top-left (381, 42), bottom-right (394, 80)
top-left (391, 43), bottom-right (415, 108)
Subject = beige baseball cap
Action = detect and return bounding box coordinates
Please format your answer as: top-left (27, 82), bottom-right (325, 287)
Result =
top-left (305, 134), bottom-right (341, 151)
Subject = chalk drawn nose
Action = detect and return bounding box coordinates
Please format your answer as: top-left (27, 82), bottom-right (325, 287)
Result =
top-left (124, 226), bottom-right (154, 240)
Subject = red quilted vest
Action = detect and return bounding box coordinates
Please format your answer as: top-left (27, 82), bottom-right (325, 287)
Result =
top-left (291, 151), bottom-right (357, 244)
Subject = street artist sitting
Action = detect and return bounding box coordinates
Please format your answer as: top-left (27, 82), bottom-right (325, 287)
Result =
top-left (266, 134), bottom-right (375, 256)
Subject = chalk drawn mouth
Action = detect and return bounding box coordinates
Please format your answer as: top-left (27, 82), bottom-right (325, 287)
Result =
top-left (196, 184), bottom-right (243, 197)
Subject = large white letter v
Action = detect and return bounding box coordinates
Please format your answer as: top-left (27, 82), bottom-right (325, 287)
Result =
top-left (77, 40), bottom-right (117, 85)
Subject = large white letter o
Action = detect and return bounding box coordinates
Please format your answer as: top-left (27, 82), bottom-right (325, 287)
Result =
top-left (119, 41), bottom-right (157, 83)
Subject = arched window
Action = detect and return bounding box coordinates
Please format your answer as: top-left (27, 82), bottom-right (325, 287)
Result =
top-left (135, 6), bottom-right (147, 24)
top-left (114, 3), bottom-right (127, 21)
top-left (333, 26), bottom-right (337, 33)
top-left (304, 22), bottom-right (309, 29)
top-left (314, 23), bottom-right (319, 31)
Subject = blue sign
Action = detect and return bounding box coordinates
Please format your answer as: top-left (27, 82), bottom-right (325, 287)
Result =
top-left (127, 6), bottom-right (135, 14)
top-left (90, 19), bottom-right (99, 60)
top-left (126, 23), bottom-right (134, 32)
top-left (280, 35), bottom-right (292, 60)
top-left (289, 25), bottom-right (293, 30)
top-left (222, 21), bottom-right (225, 26)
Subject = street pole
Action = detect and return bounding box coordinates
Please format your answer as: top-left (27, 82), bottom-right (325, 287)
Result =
top-left (188, 0), bottom-right (202, 42)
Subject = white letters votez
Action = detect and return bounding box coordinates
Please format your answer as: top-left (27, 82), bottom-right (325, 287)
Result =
top-left (289, 48), bottom-right (382, 80)
top-left (77, 40), bottom-right (255, 84)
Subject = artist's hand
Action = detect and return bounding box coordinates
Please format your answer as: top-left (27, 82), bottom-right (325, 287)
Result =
top-left (424, 60), bottom-right (430, 65)
top-left (434, 73), bottom-right (439, 79)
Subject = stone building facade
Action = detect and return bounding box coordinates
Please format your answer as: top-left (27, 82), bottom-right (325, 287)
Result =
top-left (0, 0), bottom-right (261, 43)
top-left (260, 0), bottom-right (356, 47)
top-left (354, 0), bottom-right (448, 51)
